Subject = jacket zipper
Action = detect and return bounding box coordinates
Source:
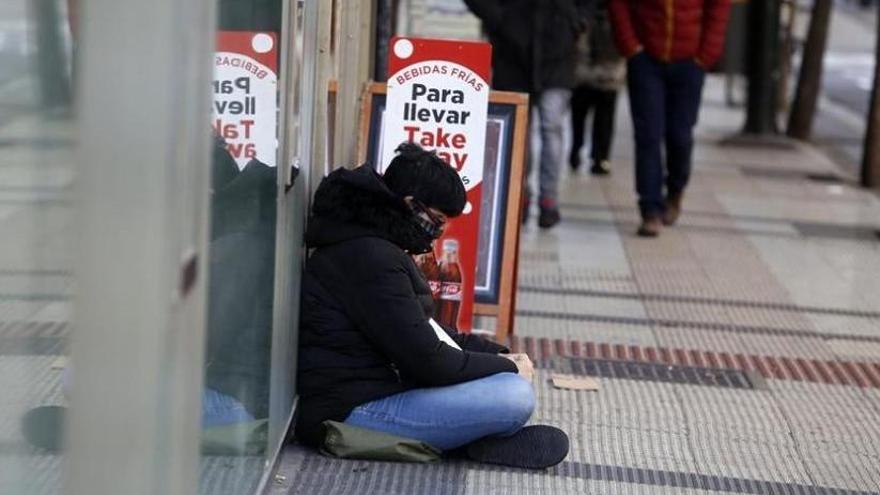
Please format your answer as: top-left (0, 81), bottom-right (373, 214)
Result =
top-left (664, 0), bottom-right (674, 61)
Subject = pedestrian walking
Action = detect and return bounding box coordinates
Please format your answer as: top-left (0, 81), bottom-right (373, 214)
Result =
top-left (569, 0), bottom-right (626, 176)
top-left (463, 0), bottom-right (593, 229)
top-left (609, 0), bottom-right (731, 237)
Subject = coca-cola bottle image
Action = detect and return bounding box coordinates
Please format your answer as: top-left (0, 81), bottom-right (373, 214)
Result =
top-left (414, 251), bottom-right (442, 308)
top-left (437, 239), bottom-right (463, 329)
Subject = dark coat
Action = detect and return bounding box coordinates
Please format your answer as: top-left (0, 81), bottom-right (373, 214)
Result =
top-left (205, 137), bottom-right (277, 419)
top-left (574, 1), bottom-right (626, 91)
top-left (294, 166), bottom-right (516, 448)
top-left (462, 0), bottom-right (591, 94)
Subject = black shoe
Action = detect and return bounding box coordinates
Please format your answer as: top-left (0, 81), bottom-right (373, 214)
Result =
top-left (22, 406), bottom-right (65, 452)
top-left (590, 160), bottom-right (611, 176)
top-left (465, 425), bottom-right (569, 470)
top-left (569, 152), bottom-right (581, 171)
top-left (538, 207), bottom-right (561, 229)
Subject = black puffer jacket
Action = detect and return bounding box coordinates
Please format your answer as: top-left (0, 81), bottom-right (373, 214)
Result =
top-left (463, 0), bottom-right (592, 94)
top-left (295, 166), bottom-right (515, 448)
top-left (205, 137), bottom-right (276, 419)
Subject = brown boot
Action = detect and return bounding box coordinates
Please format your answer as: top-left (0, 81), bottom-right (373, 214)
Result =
top-left (663, 192), bottom-right (684, 226)
top-left (637, 215), bottom-right (662, 237)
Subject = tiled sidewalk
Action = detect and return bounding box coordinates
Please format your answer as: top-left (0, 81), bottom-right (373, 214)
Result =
top-left (274, 76), bottom-right (880, 494)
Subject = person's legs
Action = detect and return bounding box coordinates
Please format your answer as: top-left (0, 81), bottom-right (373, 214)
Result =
top-left (202, 388), bottom-right (256, 427)
top-left (537, 88), bottom-right (572, 207)
top-left (344, 372), bottom-right (535, 451)
top-left (523, 103), bottom-right (537, 222)
top-left (664, 60), bottom-right (705, 199)
top-left (536, 88), bottom-right (571, 228)
top-left (569, 85), bottom-right (591, 169)
top-left (590, 89), bottom-right (619, 164)
top-left (626, 53), bottom-right (667, 220)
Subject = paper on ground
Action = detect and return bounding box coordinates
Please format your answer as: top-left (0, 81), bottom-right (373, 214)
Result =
top-left (551, 373), bottom-right (599, 391)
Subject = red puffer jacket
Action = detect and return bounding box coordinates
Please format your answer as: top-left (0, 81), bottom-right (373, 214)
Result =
top-left (608, 0), bottom-right (732, 68)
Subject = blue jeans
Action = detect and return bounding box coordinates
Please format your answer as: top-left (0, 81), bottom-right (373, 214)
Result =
top-left (627, 53), bottom-right (705, 217)
top-left (527, 89), bottom-right (572, 205)
top-left (202, 388), bottom-right (255, 427)
top-left (63, 368), bottom-right (254, 428)
top-left (344, 373), bottom-right (535, 451)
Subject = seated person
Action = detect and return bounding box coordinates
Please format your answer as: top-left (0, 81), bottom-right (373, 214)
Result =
top-left (295, 143), bottom-right (569, 469)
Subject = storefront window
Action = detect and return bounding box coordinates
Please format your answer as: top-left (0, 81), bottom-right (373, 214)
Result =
top-left (200, 1), bottom-right (297, 493)
top-left (0, 0), bottom-right (305, 492)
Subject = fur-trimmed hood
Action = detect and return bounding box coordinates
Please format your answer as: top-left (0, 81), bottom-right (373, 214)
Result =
top-left (305, 165), bottom-right (430, 253)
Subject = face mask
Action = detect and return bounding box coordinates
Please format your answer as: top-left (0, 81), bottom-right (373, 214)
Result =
top-left (409, 200), bottom-right (445, 241)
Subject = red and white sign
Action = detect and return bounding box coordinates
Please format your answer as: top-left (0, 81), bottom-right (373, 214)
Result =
top-left (381, 37), bottom-right (492, 332)
top-left (213, 32), bottom-right (278, 169)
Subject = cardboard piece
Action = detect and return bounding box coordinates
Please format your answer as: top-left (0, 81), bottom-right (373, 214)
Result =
top-left (551, 373), bottom-right (600, 391)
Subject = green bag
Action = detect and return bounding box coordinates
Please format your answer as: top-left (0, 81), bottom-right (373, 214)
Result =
top-left (319, 421), bottom-right (442, 463)
top-left (201, 419), bottom-right (268, 455)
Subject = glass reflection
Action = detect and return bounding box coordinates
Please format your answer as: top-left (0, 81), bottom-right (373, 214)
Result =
top-left (199, 1), bottom-right (283, 493)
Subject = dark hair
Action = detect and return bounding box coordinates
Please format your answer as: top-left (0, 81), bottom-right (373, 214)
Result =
top-left (382, 143), bottom-right (467, 217)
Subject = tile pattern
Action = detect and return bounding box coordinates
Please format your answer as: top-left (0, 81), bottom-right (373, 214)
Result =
top-left (509, 336), bottom-right (880, 388)
top-left (276, 77), bottom-right (880, 494)
top-left (549, 355), bottom-right (759, 390)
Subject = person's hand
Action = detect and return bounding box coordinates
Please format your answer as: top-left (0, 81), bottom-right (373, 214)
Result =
top-left (628, 47), bottom-right (645, 60)
top-left (502, 353), bottom-right (534, 381)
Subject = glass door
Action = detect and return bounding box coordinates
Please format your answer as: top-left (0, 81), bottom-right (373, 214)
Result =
top-left (200, 0), bottom-right (307, 492)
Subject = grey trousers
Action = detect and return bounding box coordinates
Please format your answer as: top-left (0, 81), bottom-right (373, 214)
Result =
top-left (527, 88), bottom-right (571, 205)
